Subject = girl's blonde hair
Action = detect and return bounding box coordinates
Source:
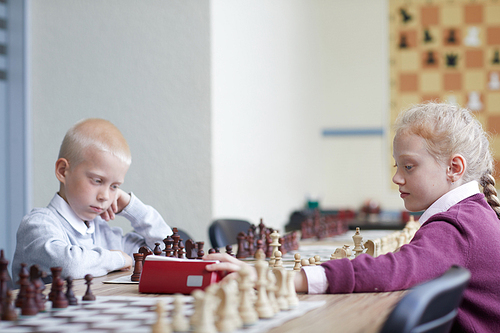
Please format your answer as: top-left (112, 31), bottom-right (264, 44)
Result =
top-left (58, 118), bottom-right (132, 167)
top-left (394, 102), bottom-right (500, 218)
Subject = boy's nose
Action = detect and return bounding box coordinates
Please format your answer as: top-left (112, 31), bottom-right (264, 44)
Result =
top-left (97, 188), bottom-right (109, 201)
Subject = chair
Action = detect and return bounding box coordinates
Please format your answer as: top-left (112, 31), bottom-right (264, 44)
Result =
top-left (379, 265), bottom-right (471, 333)
top-left (208, 219), bottom-right (252, 249)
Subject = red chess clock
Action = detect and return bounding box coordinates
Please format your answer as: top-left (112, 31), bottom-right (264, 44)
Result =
top-left (138, 256), bottom-right (223, 295)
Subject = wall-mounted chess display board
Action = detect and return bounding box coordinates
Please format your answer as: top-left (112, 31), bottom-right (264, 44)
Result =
top-left (389, 0), bottom-right (500, 180)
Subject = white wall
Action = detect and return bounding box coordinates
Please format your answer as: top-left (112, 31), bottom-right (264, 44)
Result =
top-left (30, 1), bottom-right (212, 243)
top-left (29, 1), bottom-right (404, 246)
top-left (211, 0), bottom-right (403, 231)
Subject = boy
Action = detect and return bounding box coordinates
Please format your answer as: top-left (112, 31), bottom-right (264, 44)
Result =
top-left (12, 118), bottom-right (172, 280)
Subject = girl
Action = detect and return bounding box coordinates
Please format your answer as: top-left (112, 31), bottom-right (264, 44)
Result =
top-left (205, 103), bottom-right (500, 332)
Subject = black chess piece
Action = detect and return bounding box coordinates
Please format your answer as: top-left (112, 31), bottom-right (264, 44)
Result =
top-left (447, 29), bottom-right (457, 44)
top-left (446, 53), bottom-right (458, 67)
top-left (82, 274), bottom-right (96, 301)
top-left (424, 29), bottom-right (432, 43)
top-left (399, 34), bottom-right (408, 49)
top-left (400, 8), bottom-right (412, 23)
top-left (426, 51), bottom-right (436, 65)
top-left (153, 242), bottom-right (162, 256)
top-left (493, 50), bottom-right (500, 65)
top-left (65, 277), bottom-right (78, 306)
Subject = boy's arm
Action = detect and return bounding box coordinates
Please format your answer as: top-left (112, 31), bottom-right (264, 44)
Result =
top-left (117, 193), bottom-right (172, 254)
top-left (13, 209), bottom-right (128, 279)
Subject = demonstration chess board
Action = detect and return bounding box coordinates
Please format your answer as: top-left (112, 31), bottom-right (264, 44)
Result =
top-left (0, 295), bottom-right (324, 333)
top-left (389, 0), bottom-right (500, 177)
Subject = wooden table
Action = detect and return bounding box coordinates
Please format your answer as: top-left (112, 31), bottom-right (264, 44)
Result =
top-left (65, 271), bottom-right (405, 333)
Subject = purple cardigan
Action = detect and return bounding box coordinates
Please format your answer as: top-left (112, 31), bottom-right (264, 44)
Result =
top-left (321, 193), bottom-right (500, 332)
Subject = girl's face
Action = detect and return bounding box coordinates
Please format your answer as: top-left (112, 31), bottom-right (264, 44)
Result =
top-left (392, 133), bottom-right (452, 212)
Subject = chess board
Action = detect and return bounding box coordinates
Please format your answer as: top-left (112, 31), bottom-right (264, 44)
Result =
top-left (389, 0), bottom-right (500, 179)
top-left (0, 295), bottom-right (325, 333)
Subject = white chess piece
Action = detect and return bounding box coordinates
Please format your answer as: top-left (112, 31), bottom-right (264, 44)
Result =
top-left (446, 95), bottom-right (458, 106)
top-left (467, 91), bottom-right (483, 111)
top-left (171, 294), bottom-right (190, 332)
top-left (464, 26), bottom-right (480, 46)
top-left (489, 72), bottom-right (500, 90)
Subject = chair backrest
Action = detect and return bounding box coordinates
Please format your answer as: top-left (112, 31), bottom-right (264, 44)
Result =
top-left (379, 265), bottom-right (470, 333)
top-left (208, 219), bottom-right (252, 249)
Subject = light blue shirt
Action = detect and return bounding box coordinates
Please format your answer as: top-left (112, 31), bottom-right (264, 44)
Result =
top-left (12, 193), bottom-right (172, 279)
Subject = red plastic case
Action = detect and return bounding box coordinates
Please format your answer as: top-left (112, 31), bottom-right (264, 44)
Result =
top-left (138, 256), bottom-right (223, 294)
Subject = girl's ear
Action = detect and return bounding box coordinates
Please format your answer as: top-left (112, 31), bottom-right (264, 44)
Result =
top-left (55, 158), bottom-right (70, 183)
top-left (447, 154), bottom-right (466, 182)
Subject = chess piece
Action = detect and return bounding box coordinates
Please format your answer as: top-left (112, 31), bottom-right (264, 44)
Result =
top-left (52, 276), bottom-right (69, 309)
top-left (446, 29), bottom-right (457, 44)
top-left (171, 294), bottom-right (189, 332)
top-left (238, 265), bottom-right (258, 325)
top-left (0, 249), bottom-right (9, 305)
top-left (225, 245), bottom-right (234, 257)
top-left (65, 277), bottom-right (78, 306)
top-left (152, 300), bottom-right (172, 333)
top-left (131, 253), bottom-right (144, 282)
top-left (308, 257), bottom-right (316, 266)
top-left (272, 268), bottom-right (289, 311)
top-left (236, 232), bottom-right (248, 259)
top-left (172, 229), bottom-right (180, 258)
top-left (464, 26), bottom-right (480, 46)
top-left (489, 72), bottom-right (500, 90)
top-left (30, 265), bottom-right (46, 312)
top-left (82, 274), bottom-right (96, 301)
top-left (196, 241), bottom-right (205, 259)
top-left (314, 255), bottom-right (321, 265)
top-left (192, 289), bottom-right (217, 333)
top-left (493, 50), bottom-right (500, 64)
top-left (269, 230), bottom-right (281, 267)
top-left (423, 29), bottom-right (432, 43)
top-left (301, 258), bottom-right (309, 267)
top-left (274, 251), bottom-right (283, 268)
top-left (467, 91), bottom-right (483, 111)
top-left (353, 227), bottom-right (364, 257)
top-left (267, 270), bottom-right (280, 314)
top-left (293, 253), bottom-right (301, 271)
top-left (163, 236), bottom-right (174, 257)
top-left (15, 263), bottom-right (30, 308)
top-left (21, 283), bottom-right (39, 315)
top-left (254, 249), bottom-right (273, 319)
top-left (153, 242), bottom-right (163, 256)
top-left (185, 239), bottom-right (198, 259)
top-left (425, 51), bottom-right (436, 65)
top-left (400, 8), bottom-right (411, 23)
top-left (1, 289), bottom-right (17, 321)
top-left (287, 270), bottom-right (299, 308)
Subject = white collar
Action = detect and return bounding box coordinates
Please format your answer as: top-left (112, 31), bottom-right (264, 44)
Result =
top-left (418, 181), bottom-right (480, 225)
top-left (51, 193), bottom-right (95, 235)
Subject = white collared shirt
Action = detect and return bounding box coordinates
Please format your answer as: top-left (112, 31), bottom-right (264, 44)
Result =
top-left (418, 180), bottom-right (480, 225)
top-left (303, 180), bottom-right (480, 294)
top-left (51, 193), bottom-right (95, 235)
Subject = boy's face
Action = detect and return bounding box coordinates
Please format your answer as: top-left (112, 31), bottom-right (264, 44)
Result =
top-left (57, 149), bottom-right (129, 222)
top-left (392, 133), bottom-right (451, 212)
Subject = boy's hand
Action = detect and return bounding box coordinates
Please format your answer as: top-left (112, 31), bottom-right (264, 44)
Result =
top-left (112, 250), bottom-right (133, 271)
top-left (101, 189), bottom-right (131, 221)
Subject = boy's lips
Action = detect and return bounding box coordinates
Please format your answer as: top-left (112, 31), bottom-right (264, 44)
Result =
top-left (91, 206), bottom-right (104, 213)
top-left (399, 191), bottom-right (409, 198)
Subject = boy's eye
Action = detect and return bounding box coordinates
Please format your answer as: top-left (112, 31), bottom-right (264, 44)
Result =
top-left (93, 178), bottom-right (102, 184)
top-left (111, 184), bottom-right (120, 190)
top-left (405, 165), bottom-right (413, 171)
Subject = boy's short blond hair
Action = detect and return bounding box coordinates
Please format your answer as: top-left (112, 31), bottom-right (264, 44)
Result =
top-left (58, 118), bottom-right (132, 166)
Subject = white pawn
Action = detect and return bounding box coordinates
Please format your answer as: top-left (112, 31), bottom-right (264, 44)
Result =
top-left (467, 91), bottom-right (483, 111)
top-left (171, 294), bottom-right (189, 332)
top-left (293, 253), bottom-right (301, 271)
top-left (274, 251), bottom-right (283, 268)
top-left (314, 255), bottom-right (321, 265)
top-left (286, 270), bottom-right (299, 308)
top-left (254, 249), bottom-right (273, 319)
top-left (269, 231), bottom-right (281, 267)
top-left (238, 265), bottom-right (258, 326)
top-left (309, 257), bottom-right (316, 266)
top-left (152, 301), bottom-right (172, 333)
top-left (272, 268), bottom-right (289, 311)
top-left (267, 270), bottom-right (280, 314)
top-left (301, 258), bottom-right (310, 267)
top-left (489, 72), bottom-right (500, 90)
top-left (464, 26), bottom-right (480, 46)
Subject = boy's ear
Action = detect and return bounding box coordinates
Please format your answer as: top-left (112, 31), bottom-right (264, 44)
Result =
top-left (447, 154), bottom-right (466, 181)
top-left (55, 158), bottom-right (70, 183)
